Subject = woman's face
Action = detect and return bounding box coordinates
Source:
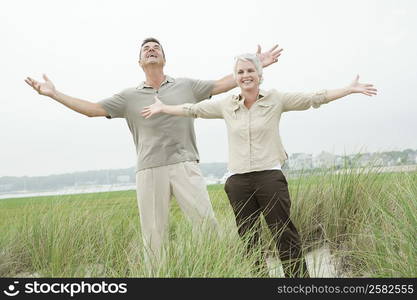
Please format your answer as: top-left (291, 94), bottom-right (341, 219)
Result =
top-left (235, 60), bottom-right (261, 91)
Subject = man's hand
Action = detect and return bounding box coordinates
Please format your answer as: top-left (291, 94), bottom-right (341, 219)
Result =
top-left (212, 44), bottom-right (283, 95)
top-left (24, 74), bottom-right (107, 117)
top-left (25, 74), bottom-right (57, 98)
top-left (141, 96), bottom-right (165, 119)
top-left (348, 75), bottom-right (377, 96)
top-left (257, 44), bottom-right (283, 68)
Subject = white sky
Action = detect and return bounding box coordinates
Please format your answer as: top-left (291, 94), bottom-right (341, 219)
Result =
top-left (1, 0), bottom-right (416, 177)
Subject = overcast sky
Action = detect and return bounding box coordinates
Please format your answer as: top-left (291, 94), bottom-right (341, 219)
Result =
top-left (1, 0), bottom-right (416, 177)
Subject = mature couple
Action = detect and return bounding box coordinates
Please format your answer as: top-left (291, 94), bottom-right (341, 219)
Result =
top-left (25, 38), bottom-right (376, 277)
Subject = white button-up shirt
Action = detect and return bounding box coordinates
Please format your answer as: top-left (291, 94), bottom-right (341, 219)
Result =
top-left (183, 89), bottom-right (329, 174)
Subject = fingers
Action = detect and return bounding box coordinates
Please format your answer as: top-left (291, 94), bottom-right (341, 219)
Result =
top-left (140, 109), bottom-right (150, 118)
top-left (269, 44), bottom-right (279, 52)
top-left (360, 83), bottom-right (377, 95)
top-left (259, 44), bottom-right (280, 54)
top-left (24, 77), bottom-right (36, 87)
top-left (274, 47), bottom-right (283, 55)
top-left (24, 78), bottom-right (34, 87)
top-left (24, 77), bottom-right (42, 93)
top-left (272, 48), bottom-right (283, 61)
top-left (363, 89), bottom-right (377, 96)
top-left (43, 74), bottom-right (50, 82)
top-left (355, 74), bottom-right (360, 81)
top-left (143, 112), bottom-right (153, 119)
top-left (141, 107), bottom-right (154, 119)
top-left (24, 76), bottom-right (43, 94)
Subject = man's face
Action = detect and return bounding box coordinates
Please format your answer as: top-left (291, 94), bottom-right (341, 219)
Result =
top-left (139, 42), bottom-right (165, 67)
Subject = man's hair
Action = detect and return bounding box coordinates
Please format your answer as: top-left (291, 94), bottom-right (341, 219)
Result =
top-left (233, 53), bottom-right (263, 84)
top-left (139, 37), bottom-right (166, 60)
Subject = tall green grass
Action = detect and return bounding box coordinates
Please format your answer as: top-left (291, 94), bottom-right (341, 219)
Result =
top-left (289, 168), bottom-right (417, 277)
top-left (0, 168), bottom-right (416, 277)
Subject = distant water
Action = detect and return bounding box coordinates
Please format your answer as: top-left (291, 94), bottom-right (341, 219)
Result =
top-left (0, 184), bottom-right (136, 200)
top-left (2, 165), bottom-right (415, 200)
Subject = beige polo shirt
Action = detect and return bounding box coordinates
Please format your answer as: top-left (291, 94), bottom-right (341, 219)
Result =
top-left (183, 89), bottom-right (329, 174)
top-left (99, 76), bottom-right (214, 171)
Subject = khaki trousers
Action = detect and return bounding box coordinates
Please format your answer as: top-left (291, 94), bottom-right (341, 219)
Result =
top-left (136, 161), bottom-right (219, 262)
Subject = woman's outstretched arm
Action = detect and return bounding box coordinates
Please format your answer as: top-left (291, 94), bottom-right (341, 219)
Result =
top-left (141, 96), bottom-right (224, 119)
top-left (141, 97), bottom-right (186, 118)
top-left (282, 75), bottom-right (377, 112)
top-left (326, 75), bottom-right (377, 101)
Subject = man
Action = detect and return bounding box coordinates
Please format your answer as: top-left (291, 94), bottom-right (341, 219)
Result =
top-left (25, 37), bottom-right (282, 263)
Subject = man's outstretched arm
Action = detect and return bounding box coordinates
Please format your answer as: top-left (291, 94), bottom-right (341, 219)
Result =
top-left (211, 44), bottom-right (283, 95)
top-left (25, 74), bottom-right (107, 117)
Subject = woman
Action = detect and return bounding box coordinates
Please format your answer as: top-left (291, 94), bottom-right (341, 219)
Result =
top-left (141, 53), bottom-right (377, 277)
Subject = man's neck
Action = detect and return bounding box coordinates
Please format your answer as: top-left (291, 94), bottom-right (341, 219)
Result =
top-left (143, 66), bottom-right (166, 90)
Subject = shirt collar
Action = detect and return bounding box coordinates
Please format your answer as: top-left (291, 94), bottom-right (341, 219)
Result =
top-left (232, 89), bottom-right (268, 104)
top-left (231, 89), bottom-right (269, 112)
top-left (136, 75), bottom-right (175, 89)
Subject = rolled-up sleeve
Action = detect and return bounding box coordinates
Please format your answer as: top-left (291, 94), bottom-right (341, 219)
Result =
top-left (282, 90), bottom-right (328, 112)
top-left (182, 98), bottom-right (223, 119)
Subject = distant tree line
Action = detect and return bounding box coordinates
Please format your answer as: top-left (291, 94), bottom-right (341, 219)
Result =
top-left (1, 149), bottom-right (415, 193)
top-left (0, 163), bottom-right (228, 193)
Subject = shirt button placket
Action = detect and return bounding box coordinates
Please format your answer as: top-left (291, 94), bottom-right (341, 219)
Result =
top-left (248, 110), bottom-right (251, 170)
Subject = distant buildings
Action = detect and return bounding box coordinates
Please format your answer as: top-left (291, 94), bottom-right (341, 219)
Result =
top-left (116, 175), bottom-right (131, 183)
top-left (287, 149), bottom-right (417, 171)
top-left (1, 149), bottom-right (416, 194)
top-left (289, 153), bottom-right (313, 170)
top-left (288, 151), bottom-right (342, 170)
top-left (204, 175), bottom-right (222, 185)
top-left (207, 149), bottom-right (417, 182)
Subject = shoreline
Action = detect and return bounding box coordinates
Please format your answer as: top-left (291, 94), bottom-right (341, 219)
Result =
top-left (1, 164), bottom-right (416, 200)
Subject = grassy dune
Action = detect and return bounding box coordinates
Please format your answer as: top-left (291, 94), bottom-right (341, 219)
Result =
top-left (0, 169), bottom-right (416, 277)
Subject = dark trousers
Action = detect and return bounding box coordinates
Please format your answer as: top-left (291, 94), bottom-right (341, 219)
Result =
top-left (224, 170), bottom-right (309, 278)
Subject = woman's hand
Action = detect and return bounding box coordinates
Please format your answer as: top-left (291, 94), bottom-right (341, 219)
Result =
top-left (141, 96), bottom-right (165, 119)
top-left (348, 75), bottom-right (377, 96)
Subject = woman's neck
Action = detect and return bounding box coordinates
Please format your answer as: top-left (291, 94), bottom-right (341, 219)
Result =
top-left (241, 88), bottom-right (260, 109)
